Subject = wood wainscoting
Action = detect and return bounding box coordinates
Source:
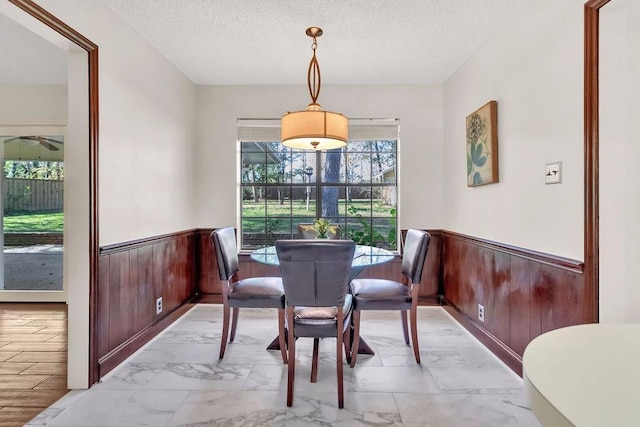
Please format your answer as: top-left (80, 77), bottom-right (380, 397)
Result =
top-left (96, 227), bottom-right (590, 380)
top-left (441, 231), bottom-right (593, 375)
top-left (195, 229), bottom-right (221, 299)
top-left (97, 231), bottom-right (197, 378)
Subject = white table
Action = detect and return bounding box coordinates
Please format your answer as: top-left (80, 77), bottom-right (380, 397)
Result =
top-left (523, 323), bottom-right (640, 427)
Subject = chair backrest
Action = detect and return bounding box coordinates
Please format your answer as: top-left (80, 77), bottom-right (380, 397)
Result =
top-left (211, 227), bottom-right (239, 281)
top-left (275, 240), bottom-right (355, 307)
top-left (401, 229), bottom-right (431, 284)
top-left (297, 223), bottom-right (341, 239)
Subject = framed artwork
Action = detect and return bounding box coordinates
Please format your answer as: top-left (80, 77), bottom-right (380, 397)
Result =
top-left (466, 100), bottom-right (498, 186)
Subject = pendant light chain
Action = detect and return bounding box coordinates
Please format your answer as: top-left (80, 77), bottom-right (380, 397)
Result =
top-left (307, 33), bottom-right (321, 106)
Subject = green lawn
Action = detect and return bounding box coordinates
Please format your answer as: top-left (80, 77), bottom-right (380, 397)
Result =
top-left (242, 199), bottom-right (393, 217)
top-left (3, 211), bottom-right (63, 232)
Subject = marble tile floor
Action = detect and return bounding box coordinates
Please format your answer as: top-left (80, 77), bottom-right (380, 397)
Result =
top-left (27, 305), bottom-right (541, 426)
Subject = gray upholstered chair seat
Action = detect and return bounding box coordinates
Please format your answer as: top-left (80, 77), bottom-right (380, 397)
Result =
top-left (350, 279), bottom-right (411, 310)
top-left (228, 277), bottom-right (285, 308)
top-left (293, 295), bottom-right (352, 337)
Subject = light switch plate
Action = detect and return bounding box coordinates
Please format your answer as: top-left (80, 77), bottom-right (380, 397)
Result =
top-left (545, 161), bottom-right (562, 184)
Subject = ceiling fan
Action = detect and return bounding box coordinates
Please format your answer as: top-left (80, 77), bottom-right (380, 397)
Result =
top-left (4, 136), bottom-right (63, 151)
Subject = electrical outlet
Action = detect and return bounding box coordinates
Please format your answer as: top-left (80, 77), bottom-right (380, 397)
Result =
top-left (478, 304), bottom-right (485, 322)
top-left (156, 297), bottom-right (163, 314)
top-left (545, 161), bottom-right (562, 184)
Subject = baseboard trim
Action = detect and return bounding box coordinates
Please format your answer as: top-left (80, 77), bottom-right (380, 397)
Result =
top-left (417, 295), bottom-right (442, 306)
top-left (97, 302), bottom-right (195, 378)
top-left (194, 294), bottom-right (223, 304)
top-left (442, 298), bottom-right (523, 376)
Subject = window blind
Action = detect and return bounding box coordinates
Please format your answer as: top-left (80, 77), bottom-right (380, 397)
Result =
top-left (237, 118), bottom-right (399, 142)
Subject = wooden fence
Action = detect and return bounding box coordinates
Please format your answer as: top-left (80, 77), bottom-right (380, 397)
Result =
top-left (3, 178), bottom-right (63, 212)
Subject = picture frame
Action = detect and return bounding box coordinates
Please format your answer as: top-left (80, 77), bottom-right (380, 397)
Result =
top-left (466, 100), bottom-right (498, 186)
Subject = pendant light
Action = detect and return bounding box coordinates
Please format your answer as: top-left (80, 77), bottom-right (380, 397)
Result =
top-left (281, 27), bottom-right (348, 150)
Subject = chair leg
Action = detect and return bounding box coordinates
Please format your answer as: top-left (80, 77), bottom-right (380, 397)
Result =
top-left (350, 310), bottom-right (361, 368)
top-left (410, 303), bottom-right (420, 364)
top-left (286, 307), bottom-right (296, 407)
top-left (401, 310), bottom-right (410, 345)
top-left (343, 317), bottom-right (351, 365)
top-left (277, 308), bottom-right (288, 364)
top-left (337, 308), bottom-right (344, 409)
top-left (219, 303), bottom-right (231, 359)
top-left (229, 307), bottom-right (240, 342)
top-left (311, 338), bottom-right (320, 383)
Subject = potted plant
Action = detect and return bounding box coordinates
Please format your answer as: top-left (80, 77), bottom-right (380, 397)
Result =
top-left (313, 218), bottom-right (330, 239)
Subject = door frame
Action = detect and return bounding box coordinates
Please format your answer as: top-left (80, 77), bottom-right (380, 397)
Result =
top-left (584, 0), bottom-right (613, 323)
top-left (6, 0), bottom-right (100, 387)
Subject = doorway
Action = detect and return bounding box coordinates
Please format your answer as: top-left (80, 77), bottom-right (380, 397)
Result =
top-left (0, 130), bottom-right (65, 301)
top-left (1, 0), bottom-right (98, 389)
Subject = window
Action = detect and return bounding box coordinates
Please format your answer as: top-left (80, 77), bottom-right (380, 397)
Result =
top-left (239, 119), bottom-right (398, 251)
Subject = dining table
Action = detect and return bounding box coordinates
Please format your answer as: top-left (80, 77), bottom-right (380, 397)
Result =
top-left (250, 244), bottom-right (395, 280)
top-left (250, 243), bottom-right (396, 355)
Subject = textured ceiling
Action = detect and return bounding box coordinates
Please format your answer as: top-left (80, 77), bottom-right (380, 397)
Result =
top-left (102, 0), bottom-right (524, 85)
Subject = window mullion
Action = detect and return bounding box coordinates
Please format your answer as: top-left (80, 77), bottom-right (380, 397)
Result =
top-left (315, 151), bottom-right (322, 219)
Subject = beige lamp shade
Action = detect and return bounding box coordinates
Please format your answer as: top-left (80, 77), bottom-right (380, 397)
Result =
top-left (281, 109), bottom-right (348, 150)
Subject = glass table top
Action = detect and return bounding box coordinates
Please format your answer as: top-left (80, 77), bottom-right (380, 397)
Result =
top-left (249, 244), bottom-right (395, 267)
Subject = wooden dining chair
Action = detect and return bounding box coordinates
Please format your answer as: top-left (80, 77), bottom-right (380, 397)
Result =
top-left (349, 229), bottom-right (430, 367)
top-left (211, 227), bottom-right (287, 364)
top-left (275, 239), bottom-right (355, 408)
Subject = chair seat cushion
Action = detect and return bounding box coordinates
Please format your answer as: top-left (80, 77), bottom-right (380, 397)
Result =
top-left (228, 277), bottom-right (285, 308)
top-left (350, 278), bottom-right (412, 311)
top-left (293, 294), bottom-right (352, 337)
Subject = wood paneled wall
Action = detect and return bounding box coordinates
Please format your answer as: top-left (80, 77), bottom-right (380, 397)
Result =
top-left (97, 227), bottom-right (589, 379)
top-left (97, 231), bottom-right (197, 377)
top-left (441, 231), bottom-right (592, 375)
top-left (195, 229), bottom-right (221, 297)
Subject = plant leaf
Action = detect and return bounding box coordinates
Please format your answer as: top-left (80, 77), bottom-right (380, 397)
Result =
top-left (473, 143), bottom-right (483, 162)
top-left (473, 171), bottom-right (482, 185)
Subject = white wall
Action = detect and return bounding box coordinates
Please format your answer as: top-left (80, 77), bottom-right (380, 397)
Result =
top-left (442, 0), bottom-right (585, 260)
top-left (64, 48), bottom-right (90, 388)
top-left (194, 85), bottom-right (444, 232)
top-left (599, 0), bottom-right (640, 322)
top-left (32, 0), bottom-right (198, 389)
top-left (38, 0), bottom-right (198, 246)
top-left (0, 85), bottom-right (67, 121)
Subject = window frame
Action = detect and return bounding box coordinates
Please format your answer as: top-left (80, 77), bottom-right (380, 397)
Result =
top-left (238, 119), bottom-right (399, 251)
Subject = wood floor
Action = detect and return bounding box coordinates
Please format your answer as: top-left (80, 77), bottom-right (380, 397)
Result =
top-left (0, 303), bottom-right (68, 427)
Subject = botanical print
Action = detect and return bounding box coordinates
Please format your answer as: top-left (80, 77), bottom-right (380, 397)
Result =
top-left (466, 101), bottom-right (498, 186)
